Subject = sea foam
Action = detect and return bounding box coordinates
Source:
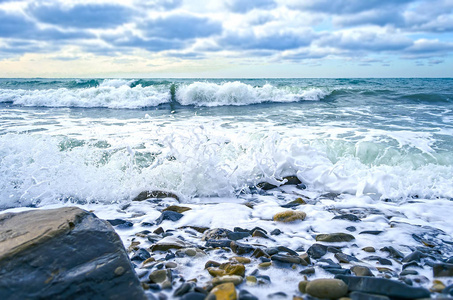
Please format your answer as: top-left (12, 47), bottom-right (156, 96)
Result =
top-left (0, 80), bottom-right (329, 108)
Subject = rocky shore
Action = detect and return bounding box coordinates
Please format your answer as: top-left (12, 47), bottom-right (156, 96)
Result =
top-left (1, 183), bottom-right (452, 299)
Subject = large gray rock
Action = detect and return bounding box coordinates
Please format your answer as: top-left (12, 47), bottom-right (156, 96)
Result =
top-left (0, 207), bottom-right (146, 300)
top-left (336, 275), bottom-right (430, 299)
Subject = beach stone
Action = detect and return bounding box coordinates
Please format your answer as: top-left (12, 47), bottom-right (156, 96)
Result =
top-left (307, 243), bottom-right (328, 259)
top-left (299, 253), bottom-right (311, 264)
top-left (165, 262), bottom-right (177, 269)
top-left (336, 275), bottom-right (431, 299)
top-left (362, 247), bottom-right (376, 252)
top-left (281, 197), bottom-right (306, 208)
top-left (400, 269), bottom-right (418, 276)
top-left (335, 253), bottom-right (359, 263)
top-left (155, 211), bottom-right (184, 225)
top-left (163, 205), bottom-right (191, 213)
top-left (271, 229), bottom-right (282, 236)
top-left (231, 241), bottom-right (254, 254)
top-left (350, 291), bottom-right (390, 300)
top-left (306, 279), bottom-right (348, 299)
top-left (207, 282), bottom-right (237, 300)
top-left (346, 226), bottom-right (357, 232)
top-left (174, 282), bottom-right (194, 297)
top-left (351, 266), bottom-right (374, 277)
top-left (228, 232), bottom-right (250, 241)
top-left (231, 256), bottom-right (251, 264)
top-left (205, 260), bottom-right (222, 268)
top-left (149, 269), bottom-right (169, 283)
top-left (0, 207), bottom-right (145, 300)
top-left (181, 292), bottom-right (206, 300)
top-left (252, 229), bottom-right (269, 239)
top-left (298, 281), bottom-right (309, 293)
top-left (300, 267), bottom-right (315, 275)
top-left (316, 233), bottom-right (355, 242)
top-left (433, 263), bottom-right (453, 277)
top-left (359, 231), bottom-right (383, 235)
top-left (131, 248), bottom-right (151, 262)
top-left (273, 210), bottom-right (306, 222)
top-left (257, 182), bottom-right (278, 190)
top-left (212, 275), bottom-right (243, 286)
top-left (133, 190), bottom-right (179, 201)
top-left (221, 263), bottom-right (246, 277)
top-left (184, 248), bottom-right (197, 256)
top-left (267, 292), bottom-right (287, 298)
top-left (282, 175), bottom-right (302, 185)
top-left (154, 227), bottom-right (165, 234)
top-left (203, 228), bottom-right (233, 240)
top-left (238, 289), bottom-right (258, 300)
top-left (271, 254), bottom-right (304, 265)
top-left (206, 239), bottom-right (232, 248)
top-left (380, 246), bottom-right (404, 259)
top-left (333, 214), bottom-right (361, 222)
top-left (151, 236), bottom-right (187, 251)
top-left (277, 245), bottom-right (298, 255)
top-left (431, 280), bottom-right (446, 293)
top-left (107, 218), bottom-right (133, 228)
top-left (378, 258), bottom-right (393, 266)
top-left (251, 248), bottom-right (269, 258)
top-left (259, 262), bottom-right (272, 269)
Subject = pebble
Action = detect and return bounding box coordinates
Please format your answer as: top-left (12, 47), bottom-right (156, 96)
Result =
top-left (173, 282), bottom-right (194, 297)
top-left (333, 214), bottom-right (361, 222)
top-left (212, 275), bottom-right (243, 286)
top-left (335, 253), bottom-right (359, 263)
top-left (131, 248), bottom-right (151, 262)
top-left (163, 205), bottom-right (191, 213)
top-left (151, 236), bottom-right (187, 252)
top-left (307, 243), bottom-right (328, 259)
top-left (208, 282), bottom-right (237, 300)
top-left (230, 256), bottom-right (251, 264)
top-left (273, 210), bottom-right (306, 222)
top-left (362, 247), bottom-right (376, 252)
top-left (336, 275), bottom-right (431, 299)
top-left (155, 211), bottom-right (184, 225)
top-left (271, 254), bottom-right (303, 265)
top-left (281, 197), bottom-right (306, 208)
top-left (181, 292), bottom-right (206, 300)
top-left (300, 267), bottom-right (315, 275)
top-left (258, 262), bottom-right (272, 269)
top-left (231, 241), bottom-right (254, 254)
top-left (149, 269), bottom-right (168, 283)
top-left (238, 289), bottom-right (258, 300)
top-left (316, 233), bottom-right (355, 242)
top-left (351, 266), bottom-right (374, 277)
top-left (184, 248), bottom-right (197, 257)
top-left (306, 278), bottom-right (348, 299)
top-left (270, 229), bottom-right (282, 236)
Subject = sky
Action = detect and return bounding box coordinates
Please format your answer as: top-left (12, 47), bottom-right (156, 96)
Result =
top-left (0, 0), bottom-right (452, 78)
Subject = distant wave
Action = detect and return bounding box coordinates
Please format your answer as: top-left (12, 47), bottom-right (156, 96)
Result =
top-left (0, 80), bottom-right (331, 108)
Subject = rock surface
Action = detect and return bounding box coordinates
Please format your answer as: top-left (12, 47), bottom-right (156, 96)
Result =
top-left (0, 207), bottom-right (145, 300)
top-left (336, 275), bottom-right (431, 299)
top-left (305, 278), bottom-right (348, 299)
top-left (273, 210), bottom-right (306, 222)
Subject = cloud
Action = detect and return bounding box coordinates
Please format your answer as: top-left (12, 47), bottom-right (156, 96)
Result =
top-left (140, 14), bottom-right (222, 39)
top-left (219, 28), bottom-right (315, 51)
top-left (317, 29), bottom-right (413, 52)
top-left (0, 10), bottom-right (94, 41)
top-left (402, 39), bottom-right (453, 58)
top-left (288, 0), bottom-right (415, 15)
top-left (103, 33), bottom-right (187, 52)
top-left (134, 0), bottom-right (183, 10)
top-left (28, 3), bottom-right (136, 29)
top-left (333, 10), bottom-right (405, 27)
top-left (226, 0), bottom-right (276, 13)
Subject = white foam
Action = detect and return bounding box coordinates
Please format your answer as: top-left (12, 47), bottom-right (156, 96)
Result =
top-left (176, 81), bottom-right (329, 106)
top-left (0, 84), bottom-right (170, 109)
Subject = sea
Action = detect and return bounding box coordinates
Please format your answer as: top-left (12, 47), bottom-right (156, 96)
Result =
top-left (1, 78), bottom-right (453, 209)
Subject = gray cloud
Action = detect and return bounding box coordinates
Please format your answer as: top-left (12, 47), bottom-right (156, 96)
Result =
top-left (140, 14), bottom-right (222, 39)
top-left (219, 29), bottom-right (315, 51)
top-left (290, 0), bottom-right (415, 15)
top-left (28, 3), bottom-right (136, 29)
top-left (226, 0), bottom-right (276, 13)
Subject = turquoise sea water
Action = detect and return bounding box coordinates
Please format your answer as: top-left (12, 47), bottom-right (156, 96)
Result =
top-left (1, 78), bottom-right (452, 208)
